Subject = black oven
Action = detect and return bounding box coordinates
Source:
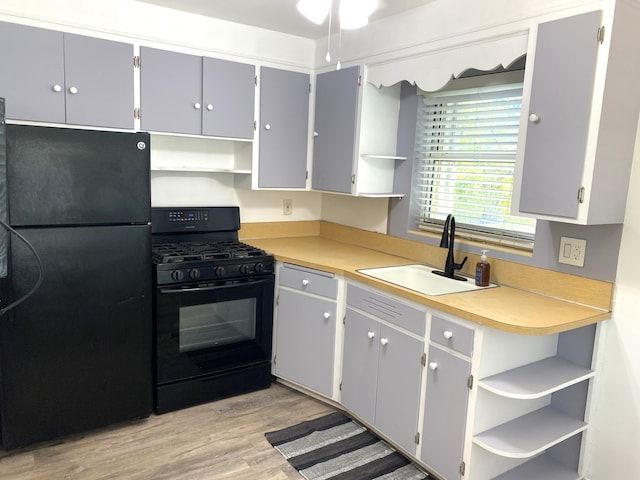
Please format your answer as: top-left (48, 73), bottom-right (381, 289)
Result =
top-left (151, 207), bottom-right (275, 414)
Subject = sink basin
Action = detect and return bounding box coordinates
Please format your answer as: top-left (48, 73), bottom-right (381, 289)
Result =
top-left (357, 264), bottom-right (497, 296)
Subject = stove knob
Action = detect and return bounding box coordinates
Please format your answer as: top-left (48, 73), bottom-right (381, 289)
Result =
top-left (239, 264), bottom-right (251, 274)
top-left (171, 270), bottom-right (185, 281)
top-left (255, 263), bottom-right (265, 273)
top-left (214, 266), bottom-right (226, 277)
top-left (189, 268), bottom-right (201, 280)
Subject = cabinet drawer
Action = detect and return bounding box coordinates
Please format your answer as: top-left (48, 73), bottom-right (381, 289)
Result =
top-left (430, 316), bottom-right (474, 356)
top-left (347, 283), bottom-right (425, 336)
top-left (279, 264), bottom-right (338, 299)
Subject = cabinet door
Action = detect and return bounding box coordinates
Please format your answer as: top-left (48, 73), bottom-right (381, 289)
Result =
top-left (375, 323), bottom-right (424, 453)
top-left (519, 11), bottom-right (602, 218)
top-left (140, 47), bottom-right (202, 135)
top-left (64, 34), bottom-right (134, 129)
top-left (341, 308), bottom-right (379, 424)
top-left (420, 344), bottom-right (471, 480)
top-left (0, 22), bottom-right (65, 123)
top-left (312, 65), bottom-right (360, 194)
top-left (274, 289), bottom-right (336, 396)
top-left (258, 67), bottom-right (310, 188)
top-left (202, 57), bottom-right (255, 139)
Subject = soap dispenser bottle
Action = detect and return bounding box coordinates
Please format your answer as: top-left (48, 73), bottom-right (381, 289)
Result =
top-left (475, 250), bottom-right (491, 286)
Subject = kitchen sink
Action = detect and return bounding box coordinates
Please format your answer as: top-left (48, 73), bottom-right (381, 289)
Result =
top-left (357, 264), bottom-right (497, 296)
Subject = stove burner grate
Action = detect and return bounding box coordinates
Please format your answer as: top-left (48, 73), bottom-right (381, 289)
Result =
top-left (152, 241), bottom-right (269, 264)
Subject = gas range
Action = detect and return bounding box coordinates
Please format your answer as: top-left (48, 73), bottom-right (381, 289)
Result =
top-left (151, 207), bottom-right (274, 286)
top-left (151, 206), bottom-right (275, 414)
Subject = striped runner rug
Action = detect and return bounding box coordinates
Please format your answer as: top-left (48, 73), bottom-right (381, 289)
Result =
top-left (265, 411), bottom-right (430, 480)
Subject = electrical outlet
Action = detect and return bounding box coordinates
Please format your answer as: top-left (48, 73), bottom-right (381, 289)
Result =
top-left (283, 199), bottom-right (292, 215)
top-left (558, 236), bottom-right (587, 267)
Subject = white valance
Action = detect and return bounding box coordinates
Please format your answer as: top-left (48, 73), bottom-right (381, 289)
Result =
top-left (366, 32), bottom-right (529, 92)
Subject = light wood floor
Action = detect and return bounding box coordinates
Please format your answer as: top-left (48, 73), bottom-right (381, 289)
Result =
top-left (0, 382), bottom-right (336, 480)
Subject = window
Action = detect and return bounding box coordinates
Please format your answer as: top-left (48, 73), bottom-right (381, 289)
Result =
top-left (413, 71), bottom-right (535, 249)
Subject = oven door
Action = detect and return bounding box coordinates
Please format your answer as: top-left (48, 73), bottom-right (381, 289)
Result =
top-left (155, 276), bottom-right (274, 386)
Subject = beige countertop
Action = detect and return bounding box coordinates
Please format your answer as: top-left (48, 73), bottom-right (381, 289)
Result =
top-left (248, 236), bottom-right (610, 336)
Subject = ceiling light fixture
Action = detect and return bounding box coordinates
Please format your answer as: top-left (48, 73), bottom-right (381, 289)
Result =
top-left (297, 0), bottom-right (378, 30)
top-left (297, 0), bottom-right (378, 69)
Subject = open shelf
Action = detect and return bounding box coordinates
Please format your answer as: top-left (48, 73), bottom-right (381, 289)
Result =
top-left (150, 166), bottom-right (251, 174)
top-left (473, 406), bottom-right (586, 459)
top-left (478, 357), bottom-right (594, 399)
top-left (492, 454), bottom-right (580, 480)
top-left (360, 154), bottom-right (407, 160)
top-left (357, 192), bottom-right (405, 198)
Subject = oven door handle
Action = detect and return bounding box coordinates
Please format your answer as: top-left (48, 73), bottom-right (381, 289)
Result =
top-left (159, 278), bottom-right (273, 294)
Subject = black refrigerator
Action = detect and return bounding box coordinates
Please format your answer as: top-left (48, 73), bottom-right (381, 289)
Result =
top-left (0, 108), bottom-right (152, 449)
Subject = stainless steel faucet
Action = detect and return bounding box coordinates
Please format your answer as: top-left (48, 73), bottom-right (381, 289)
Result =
top-left (433, 214), bottom-right (468, 281)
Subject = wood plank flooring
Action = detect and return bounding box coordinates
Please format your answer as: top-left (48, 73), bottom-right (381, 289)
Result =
top-left (0, 382), bottom-right (336, 480)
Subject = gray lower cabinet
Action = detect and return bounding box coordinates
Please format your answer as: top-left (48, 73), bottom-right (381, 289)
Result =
top-left (342, 283), bottom-right (425, 453)
top-left (0, 21), bottom-right (134, 129)
top-left (258, 67), bottom-right (310, 188)
top-left (420, 344), bottom-right (471, 480)
top-left (140, 46), bottom-right (255, 138)
top-left (273, 264), bottom-right (338, 397)
top-left (311, 65), bottom-right (360, 194)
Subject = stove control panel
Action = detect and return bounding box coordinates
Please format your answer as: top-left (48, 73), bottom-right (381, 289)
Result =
top-left (151, 207), bottom-right (241, 234)
top-left (155, 260), bottom-right (274, 286)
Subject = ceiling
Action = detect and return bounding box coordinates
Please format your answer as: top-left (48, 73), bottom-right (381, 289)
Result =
top-left (136, 0), bottom-right (431, 39)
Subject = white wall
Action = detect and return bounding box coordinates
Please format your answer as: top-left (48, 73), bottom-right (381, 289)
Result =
top-left (583, 119), bottom-right (640, 479)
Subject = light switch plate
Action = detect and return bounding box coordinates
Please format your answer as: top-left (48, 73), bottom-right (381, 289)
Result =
top-left (559, 236), bottom-right (587, 267)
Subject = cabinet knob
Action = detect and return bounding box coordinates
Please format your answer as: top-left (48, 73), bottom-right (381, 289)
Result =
top-left (194, 102), bottom-right (201, 110)
top-left (313, 131), bottom-right (319, 137)
top-left (429, 361), bottom-right (439, 371)
top-left (367, 331), bottom-right (375, 339)
top-left (443, 330), bottom-right (454, 340)
top-left (207, 104), bottom-right (213, 111)
top-left (380, 338), bottom-right (389, 346)
top-left (68, 86), bottom-right (78, 95)
top-left (301, 279), bottom-right (309, 286)
top-left (323, 312), bottom-right (331, 319)
top-left (264, 124), bottom-right (271, 130)
top-left (529, 113), bottom-right (540, 123)
top-left (52, 84), bottom-right (62, 93)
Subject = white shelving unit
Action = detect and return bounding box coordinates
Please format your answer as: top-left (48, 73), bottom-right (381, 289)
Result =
top-left (468, 323), bottom-right (598, 480)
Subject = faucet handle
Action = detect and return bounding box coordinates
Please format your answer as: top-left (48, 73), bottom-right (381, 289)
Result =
top-left (455, 256), bottom-right (468, 271)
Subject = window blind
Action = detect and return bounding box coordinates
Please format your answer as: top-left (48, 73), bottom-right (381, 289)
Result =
top-left (415, 82), bottom-right (536, 247)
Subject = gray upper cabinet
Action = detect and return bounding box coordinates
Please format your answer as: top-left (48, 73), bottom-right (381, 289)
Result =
top-left (519, 11), bottom-right (601, 220)
top-left (202, 57), bottom-right (255, 139)
top-left (140, 47), bottom-right (255, 139)
top-left (0, 21), bottom-right (134, 129)
top-left (516, 8), bottom-right (640, 224)
top-left (258, 67), bottom-right (310, 188)
top-left (312, 65), bottom-right (360, 194)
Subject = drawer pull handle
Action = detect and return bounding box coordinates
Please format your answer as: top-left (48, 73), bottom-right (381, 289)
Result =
top-left (367, 331), bottom-right (375, 339)
top-left (443, 330), bottom-right (454, 340)
top-left (380, 338), bottom-right (389, 346)
top-left (323, 312), bottom-right (331, 319)
top-left (429, 361), bottom-right (439, 371)
top-left (301, 279), bottom-right (309, 286)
